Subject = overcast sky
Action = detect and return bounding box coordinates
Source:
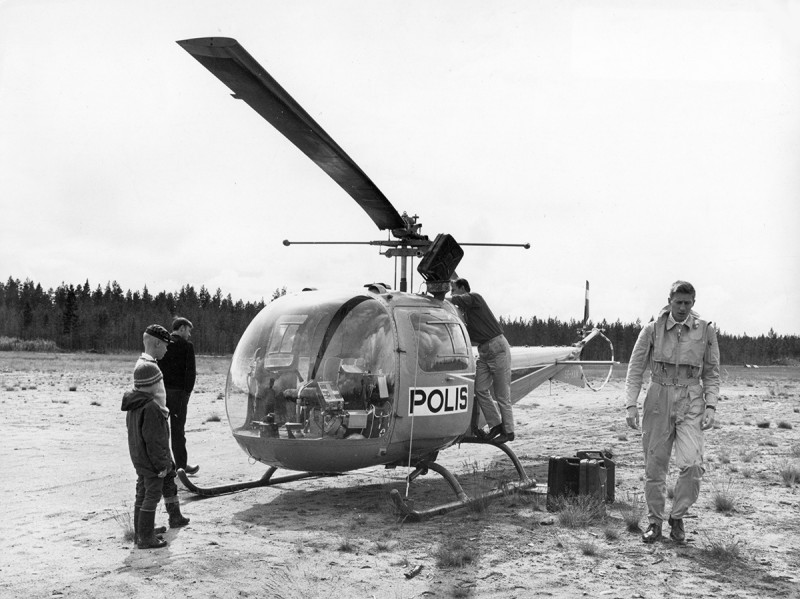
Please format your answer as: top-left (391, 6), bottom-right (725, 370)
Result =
top-left (1, 0), bottom-right (798, 336)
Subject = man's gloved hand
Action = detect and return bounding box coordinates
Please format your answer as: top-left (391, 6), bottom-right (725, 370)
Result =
top-left (701, 407), bottom-right (716, 430)
top-left (158, 467), bottom-right (169, 478)
top-left (626, 406), bottom-right (640, 430)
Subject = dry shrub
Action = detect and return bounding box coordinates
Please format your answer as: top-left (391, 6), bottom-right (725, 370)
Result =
top-left (578, 539), bottom-right (600, 556)
top-left (778, 461), bottom-right (800, 487)
top-left (740, 449), bottom-right (760, 463)
top-left (777, 421), bottom-right (793, 430)
top-left (552, 494), bottom-right (606, 528)
top-left (262, 565), bottom-right (340, 599)
top-left (711, 478), bottom-right (738, 513)
top-left (337, 536), bottom-right (356, 553)
top-left (433, 535), bottom-right (478, 568)
top-left (701, 535), bottom-right (748, 568)
top-left (617, 496), bottom-right (645, 533)
top-left (111, 506), bottom-right (135, 542)
top-left (603, 525), bottom-right (620, 541)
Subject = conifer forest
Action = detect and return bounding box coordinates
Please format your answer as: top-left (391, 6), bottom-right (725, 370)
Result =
top-left (1, 277), bottom-right (798, 366)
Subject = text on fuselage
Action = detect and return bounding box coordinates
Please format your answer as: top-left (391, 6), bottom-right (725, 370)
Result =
top-left (409, 385), bottom-right (469, 416)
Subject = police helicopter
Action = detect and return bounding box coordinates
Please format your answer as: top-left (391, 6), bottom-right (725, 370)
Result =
top-left (175, 37), bottom-right (615, 520)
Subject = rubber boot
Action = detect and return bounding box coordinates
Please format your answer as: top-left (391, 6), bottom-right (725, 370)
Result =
top-left (133, 507), bottom-right (166, 543)
top-left (137, 510), bottom-right (167, 549)
top-left (165, 500), bottom-right (190, 528)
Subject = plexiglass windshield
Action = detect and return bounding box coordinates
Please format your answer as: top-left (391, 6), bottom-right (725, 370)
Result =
top-left (226, 291), bottom-right (397, 441)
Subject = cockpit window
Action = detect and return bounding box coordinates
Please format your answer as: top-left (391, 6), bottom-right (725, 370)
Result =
top-left (225, 292), bottom-right (397, 442)
top-left (265, 315), bottom-right (306, 367)
top-left (409, 311), bottom-right (470, 372)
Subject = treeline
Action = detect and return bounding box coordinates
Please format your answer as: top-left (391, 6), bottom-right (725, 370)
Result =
top-left (0, 277), bottom-right (281, 354)
top-left (500, 316), bottom-right (800, 366)
top-left (1, 277), bottom-right (799, 365)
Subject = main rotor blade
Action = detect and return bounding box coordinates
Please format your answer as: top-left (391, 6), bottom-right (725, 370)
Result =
top-left (177, 37), bottom-right (406, 231)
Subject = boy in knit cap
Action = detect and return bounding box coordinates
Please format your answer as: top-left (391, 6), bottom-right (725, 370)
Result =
top-left (121, 324), bottom-right (190, 549)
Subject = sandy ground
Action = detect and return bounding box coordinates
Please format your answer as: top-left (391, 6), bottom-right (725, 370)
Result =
top-left (1, 352), bottom-right (799, 599)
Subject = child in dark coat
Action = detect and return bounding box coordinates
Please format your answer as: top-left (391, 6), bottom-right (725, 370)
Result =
top-left (121, 324), bottom-right (189, 549)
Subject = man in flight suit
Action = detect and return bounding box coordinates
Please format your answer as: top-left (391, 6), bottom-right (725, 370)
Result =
top-left (449, 278), bottom-right (514, 444)
top-left (625, 280), bottom-right (720, 543)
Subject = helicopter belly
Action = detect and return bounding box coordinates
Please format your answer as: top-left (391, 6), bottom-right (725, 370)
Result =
top-left (232, 431), bottom-right (454, 473)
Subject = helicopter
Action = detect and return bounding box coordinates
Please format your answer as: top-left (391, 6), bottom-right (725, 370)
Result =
top-left (174, 37), bottom-right (615, 520)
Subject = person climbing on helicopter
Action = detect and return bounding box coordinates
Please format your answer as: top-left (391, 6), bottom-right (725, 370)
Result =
top-left (448, 278), bottom-right (514, 443)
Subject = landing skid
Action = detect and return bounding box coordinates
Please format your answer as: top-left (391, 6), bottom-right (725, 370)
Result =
top-left (177, 466), bottom-right (337, 497)
top-left (389, 438), bottom-right (537, 521)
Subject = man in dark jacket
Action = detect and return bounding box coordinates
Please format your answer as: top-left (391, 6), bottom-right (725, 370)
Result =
top-left (122, 324), bottom-right (189, 550)
top-left (157, 317), bottom-right (199, 474)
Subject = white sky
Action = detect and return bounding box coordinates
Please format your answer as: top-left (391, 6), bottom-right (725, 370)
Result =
top-left (1, 0), bottom-right (798, 336)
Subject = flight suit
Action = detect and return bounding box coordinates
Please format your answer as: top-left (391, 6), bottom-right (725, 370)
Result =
top-left (625, 308), bottom-right (720, 524)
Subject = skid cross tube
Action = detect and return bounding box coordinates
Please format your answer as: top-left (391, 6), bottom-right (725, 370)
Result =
top-left (389, 441), bottom-right (537, 521)
top-left (177, 467), bottom-right (338, 497)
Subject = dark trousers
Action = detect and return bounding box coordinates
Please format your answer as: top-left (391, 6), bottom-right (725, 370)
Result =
top-left (166, 388), bottom-right (191, 469)
top-left (135, 469), bottom-right (177, 512)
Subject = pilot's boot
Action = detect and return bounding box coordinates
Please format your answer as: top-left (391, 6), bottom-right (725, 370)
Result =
top-left (165, 500), bottom-right (190, 528)
top-left (137, 510), bottom-right (167, 549)
top-left (133, 506), bottom-right (165, 544)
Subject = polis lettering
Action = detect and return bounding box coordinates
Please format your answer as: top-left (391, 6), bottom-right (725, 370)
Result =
top-left (409, 385), bottom-right (469, 416)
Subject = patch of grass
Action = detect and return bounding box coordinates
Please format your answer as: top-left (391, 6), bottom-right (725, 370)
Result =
top-left (111, 506), bottom-right (135, 542)
top-left (603, 525), bottom-right (620, 541)
top-left (760, 439), bottom-right (778, 447)
top-left (68, 385), bottom-right (77, 392)
top-left (778, 461), bottom-right (800, 487)
top-left (777, 421), bottom-right (793, 430)
top-left (617, 497), bottom-right (645, 533)
top-left (741, 467), bottom-right (754, 479)
top-left (717, 450), bottom-right (731, 464)
top-left (756, 420), bottom-right (771, 428)
top-left (462, 460), bottom-right (495, 516)
top-left (51, 398), bottom-right (69, 404)
top-left (337, 536), bottom-right (356, 553)
top-left (262, 565), bottom-right (341, 598)
top-left (740, 449), bottom-right (760, 463)
top-left (552, 494), bottom-right (606, 528)
top-left (90, 400), bottom-right (101, 407)
top-left (205, 412), bottom-right (222, 423)
top-left (667, 485), bottom-right (675, 500)
top-left (711, 479), bottom-right (738, 513)
top-left (791, 444), bottom-right (800, 458)
top-left (433, 536), bottom-right (478, 568)
top-left (701, 535), bottom-right (747, 568)
top-left (578, 539), bottom-right (600, 556)
top-left (374, 540), bottom-right (393, 552)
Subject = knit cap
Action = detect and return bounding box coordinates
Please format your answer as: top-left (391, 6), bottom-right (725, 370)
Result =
top-left (134, 360), bottom-right (163, 388)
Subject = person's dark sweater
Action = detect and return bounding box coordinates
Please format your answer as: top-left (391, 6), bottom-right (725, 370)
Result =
top-left (158, 334), bottom-right (196, 392)
top-left (450, 292), bottom-right (504, 345)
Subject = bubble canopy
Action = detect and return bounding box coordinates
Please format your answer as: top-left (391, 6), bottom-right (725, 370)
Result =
top-left (226, 290), bottom-right (398, 444)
